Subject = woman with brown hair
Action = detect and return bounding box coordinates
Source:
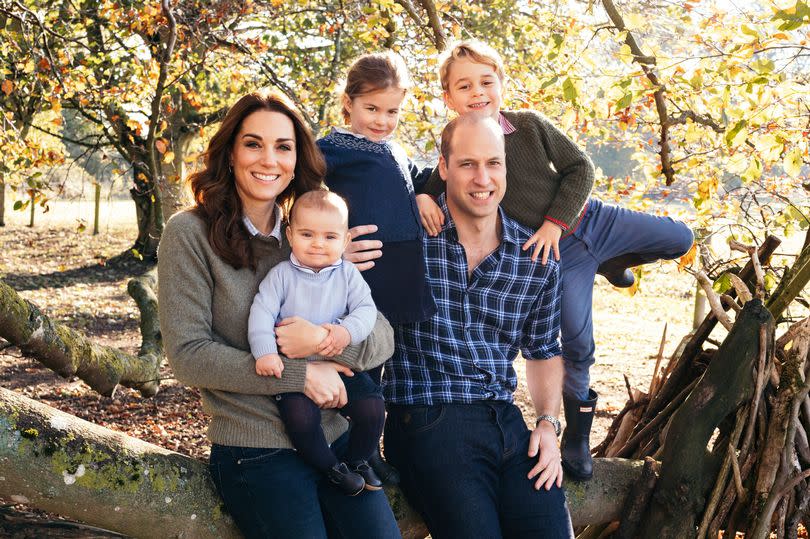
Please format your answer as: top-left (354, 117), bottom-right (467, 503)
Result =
top-left (157, 91), bottom-right (399, 538)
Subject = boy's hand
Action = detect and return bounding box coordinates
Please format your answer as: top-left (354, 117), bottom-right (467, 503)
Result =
top-left (416, 194), bottom-right (444, 237)
top-left (318, 324), bottom-right (351, 357)
top-left (255, 353), bottom-right (284, 378)
top-left (523, 221), bottom-right (562, 264)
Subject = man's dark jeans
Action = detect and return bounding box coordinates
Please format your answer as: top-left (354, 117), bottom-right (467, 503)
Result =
top-left (209, 431), bottom-right (400, 539)
top-left (385, 401), bottom-right (574, 539)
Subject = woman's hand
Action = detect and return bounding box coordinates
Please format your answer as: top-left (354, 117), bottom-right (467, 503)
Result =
top-left (344, 224), bottom-right (383, 271)
top-left (304, 361), bottom-right (354, 408)
top-left (275, 316), bottom-right (329, 358)
top-left (522, 220), bottom-right (562, 264)
top-left (416, 194), bottom-right (444, 237)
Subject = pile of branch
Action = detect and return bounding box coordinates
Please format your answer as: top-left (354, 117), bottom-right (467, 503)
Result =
top-left (584, 236), bottom-right (810, 539)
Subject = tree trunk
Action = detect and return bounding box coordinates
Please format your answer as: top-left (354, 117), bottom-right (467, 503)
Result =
top-left (636, 299), bottom-right (775, 538)
top-left (156, 129), bottom-right (194, 220)
top-left (0, 386), bottom-right (645, 538)
top-left (0, 174), bottom-right (5, 227)
top-left (0, 279), bottom-right (160, 398)
top-left (130, 163), bottom-right (163, 261)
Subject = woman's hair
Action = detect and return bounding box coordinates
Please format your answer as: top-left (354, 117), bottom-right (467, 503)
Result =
top-left (342, 51), bottom-right (411, 122)
top-left (189, 91), bottom-right (325, 270)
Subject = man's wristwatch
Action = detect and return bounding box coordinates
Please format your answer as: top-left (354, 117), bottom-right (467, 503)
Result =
top-left (535, 415), bottom-right (561, 436)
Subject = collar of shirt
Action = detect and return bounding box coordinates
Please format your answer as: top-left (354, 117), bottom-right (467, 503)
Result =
top-left (436, 193), bottom-right (523, 247)
top-left (499, 112), bottom-right (517, 135)
top-left (243, 204), bottom-right (283, 241)
top-left (333, 126), bottom-right (394, 143)
top-left (289, 253), bottom-right (344, 275)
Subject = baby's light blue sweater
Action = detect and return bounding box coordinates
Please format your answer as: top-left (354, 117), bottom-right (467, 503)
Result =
top-left (248, 259), bottom-right (377, 358)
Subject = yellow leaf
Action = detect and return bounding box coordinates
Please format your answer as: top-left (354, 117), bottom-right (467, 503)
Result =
top-left (0, 79), bottom-right (12, 95)
top-left (783, 147), bottom-right (803, 178)
top-left (618, 43), bottom-right (633, 65)
top-left (624, 12), bottom-right (646, 31)
top-left (678, 244), bottom-right (697, 272)
top-left (163, 151), bottom-right (175, 163)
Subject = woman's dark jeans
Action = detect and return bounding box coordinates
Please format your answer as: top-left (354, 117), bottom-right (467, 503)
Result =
top-left (385, 401), bottom-right (574, 539)
top-left (209, 431), bottom-right (400, 539)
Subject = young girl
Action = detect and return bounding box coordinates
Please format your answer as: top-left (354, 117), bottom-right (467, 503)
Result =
top-left (317, 51), bottom-right (436, 482)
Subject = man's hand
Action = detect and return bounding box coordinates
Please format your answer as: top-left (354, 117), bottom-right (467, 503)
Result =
top-left (522, 220), bottom-right (562, 264)
top-left (255, 353), bottom-right (284, 378)
top-left (527, 420), bottom-right (563, 490)
top-left (319, 324), bottom-right (351, 357)
top-left (344, 224), bottom-right (383, 271)
top-left (416, 194), bottom-right (444, 237)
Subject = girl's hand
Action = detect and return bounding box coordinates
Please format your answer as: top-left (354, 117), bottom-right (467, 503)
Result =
top-left (416, 194), bottom-right (444, 237)
top-left (275, 316), bottom-right (329, 358)
top-left (344, 224), bottom-right (383, 271)
top-left (304, 361), bottom-right (354, 408)
top-left (523, 221), bottom-right (562, 264)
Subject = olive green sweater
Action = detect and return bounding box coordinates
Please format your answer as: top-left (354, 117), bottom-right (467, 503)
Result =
top-left (157, 210), bottom-right (394, 449)
top-left (424, 109), bottom-right (594, 233)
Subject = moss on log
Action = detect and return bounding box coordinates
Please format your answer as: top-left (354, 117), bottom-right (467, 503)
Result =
top-left (0, 280), bottom-right (159, 398)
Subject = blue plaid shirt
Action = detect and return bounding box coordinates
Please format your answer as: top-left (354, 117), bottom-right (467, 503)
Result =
top-left (384, 195), bottom-right (562, 405)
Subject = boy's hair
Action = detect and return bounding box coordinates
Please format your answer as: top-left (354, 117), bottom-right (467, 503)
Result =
top-left (440, 114), bottom-right (504, 162)
top-left (438, 40), bottom-right (505, 92)
top-left (342, 51), bottom-right (411, 122)
top-left (289, 189), bottom-right (350, 228)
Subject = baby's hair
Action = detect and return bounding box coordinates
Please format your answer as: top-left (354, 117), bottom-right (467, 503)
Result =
top-left (438, 40), bottom-right (505, 92)
top-left (289, 189), bottom-right (350, 228)
top-left (342, 51), bottom-right (411, 122)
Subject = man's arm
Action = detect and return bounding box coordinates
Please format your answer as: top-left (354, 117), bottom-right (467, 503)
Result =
top-left (526, 356), bottom-right (564, 490)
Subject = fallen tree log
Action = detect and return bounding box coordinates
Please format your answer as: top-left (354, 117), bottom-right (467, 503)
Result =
top-left (0, 279), bottom-right (160, 397)
top-left (0, 387), bottom-right (644, 538)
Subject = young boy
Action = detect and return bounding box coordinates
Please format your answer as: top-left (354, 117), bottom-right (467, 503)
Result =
top-left (417, 40), bottom-right (694, 480)
top-left (248, 190), bottom-right (385, 495)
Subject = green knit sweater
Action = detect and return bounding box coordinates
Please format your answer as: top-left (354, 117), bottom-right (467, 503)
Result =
top-left (157, 210), bottom-right (394, 449)
top-left (424, 109), bottom-right (594, 233)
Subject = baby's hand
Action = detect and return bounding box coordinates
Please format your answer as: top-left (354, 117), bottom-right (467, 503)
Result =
top-left (416, 194), bottom-right (444, 237)
top-left (255, 353), bottom-right (284, 378)
top-left (318, 324), bottom-right (351, 357)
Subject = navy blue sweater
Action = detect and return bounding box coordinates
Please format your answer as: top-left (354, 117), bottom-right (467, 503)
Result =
top-left (318, 130), bottom-right (430, 243)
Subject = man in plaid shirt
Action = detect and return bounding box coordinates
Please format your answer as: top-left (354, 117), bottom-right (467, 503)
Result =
top-left (380, 114), bottom-right (573, 538)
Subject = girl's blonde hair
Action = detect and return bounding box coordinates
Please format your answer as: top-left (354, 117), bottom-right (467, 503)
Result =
top-left (342, 51), bottom-right (411, 122)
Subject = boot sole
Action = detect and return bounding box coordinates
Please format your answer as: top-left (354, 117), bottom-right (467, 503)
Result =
top-left (363, 483), bottom-right (383, 491)
top-left (562, 460), bottom-right (593, 481)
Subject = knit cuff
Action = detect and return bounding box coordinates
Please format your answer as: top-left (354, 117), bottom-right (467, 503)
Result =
top-left (543, 215), bottom-right (569, 230)
top-left (339, 318), bottom-right (370, 345)
top-left (276, 358), bottom-right (308, 393)
top-left (250, 341), bottom-right (279, 358)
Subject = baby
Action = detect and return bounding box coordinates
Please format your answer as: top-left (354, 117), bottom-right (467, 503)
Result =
top-left (248, 190), bottom-right (384, 496)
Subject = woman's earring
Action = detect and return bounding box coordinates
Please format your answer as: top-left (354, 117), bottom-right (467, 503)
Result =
top-left (228, 162), bottom-right (233, 173)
